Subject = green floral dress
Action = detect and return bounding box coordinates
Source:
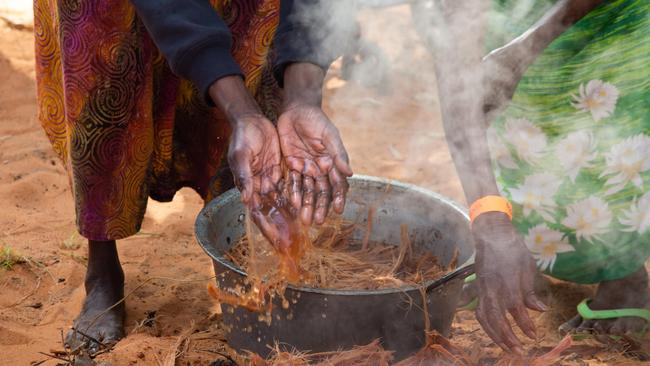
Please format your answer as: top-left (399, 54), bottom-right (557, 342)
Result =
top-left (488, 0), bottom-right (650, 284)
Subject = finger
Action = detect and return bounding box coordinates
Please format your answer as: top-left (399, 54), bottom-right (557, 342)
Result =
top-left (289, 170), bottom-right (303, 210)
top-left (523, 291), bottom-right (549, 312)
top-left (229, 150), bottom-right (254, 203)
top-left (271, 164), bottom-right (282, 185)
top-left (478, 301), bottom-right (524, 354)
top-left (260, 163), bottom-right (282, 196)
top-left (329, 168), bottom-right (349, 214)
top-left (302, 160), bottom-right (322, 177)
top-left (315, 155), bottom-right (333, 176)
top-left (323, 129), bottom-right (353, 177)
top-left (261, 174), bottom-right (276, 196)
top-left (476, 304), bottom-right (509, 352)
top-left (277, 178), bottom-right (287, 197)
top-left (285, 156), bottom-right (305, 174)
top-left (250, 209), bottom-right (281, 249)
top-left (509, 304), bottom-right (536, 340)
top-left (300, 176), bottom-right (316, 225)
top-left (313, 175), bottom-right (331, 225)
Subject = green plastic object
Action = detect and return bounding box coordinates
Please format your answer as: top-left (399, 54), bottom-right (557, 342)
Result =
top-left (457, 273), bottom-right (478, 311)
top-left (577, 299), bottom-right (650, 322)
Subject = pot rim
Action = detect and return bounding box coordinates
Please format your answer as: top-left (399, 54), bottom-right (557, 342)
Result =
top-left (195, 174), bottom-right (474, 296)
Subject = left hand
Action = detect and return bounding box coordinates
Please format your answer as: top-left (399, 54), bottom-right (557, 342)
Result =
top-left (472, 212), bottom-right (547, 354)
top-left (278, 104), bottom-right (353, 225)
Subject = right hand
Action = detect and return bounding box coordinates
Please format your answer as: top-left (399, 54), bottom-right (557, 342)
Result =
top-left (209, 76), bottom-right (287, 247)
top-left (227, 114), bottom-right (284, 243)
top-left (472, 212), bottom-right (548, 354)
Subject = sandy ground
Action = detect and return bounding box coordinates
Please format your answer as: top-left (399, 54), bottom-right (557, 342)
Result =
top-left (0, 4), bottom-right (648, 366)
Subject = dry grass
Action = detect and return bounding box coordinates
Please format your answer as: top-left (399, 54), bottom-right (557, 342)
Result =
top-left (227, 220), bottom-right (455, 291)
top-left (0, 245), bottom-right (25, 270)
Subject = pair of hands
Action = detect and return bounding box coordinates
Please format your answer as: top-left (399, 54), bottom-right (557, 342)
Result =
top-left (217, 71), bottom-right (351, 249)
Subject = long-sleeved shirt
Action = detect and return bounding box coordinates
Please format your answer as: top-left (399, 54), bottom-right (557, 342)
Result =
top-left (131, 0), bottom-right (350, 103)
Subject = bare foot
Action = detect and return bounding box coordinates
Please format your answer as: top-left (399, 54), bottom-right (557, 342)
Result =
top-left (559, 268), bottom-right (650, 336)
top-left (65, 240), bottom-right (125, 354)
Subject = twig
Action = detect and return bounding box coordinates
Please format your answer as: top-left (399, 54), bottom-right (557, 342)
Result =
top-left (390, 224), bottom-right (411, 274)
top-left (361, 206), bottom-right (375, 250)
top-left (3, 275), bottom-right (42, 308)
top-left (163, 322), bottom-right (196, 366)
top-left (81, 275), bottom-right (217, 341)
top-left (419, 286), bottom-right (431, 337)
top-left (71, 327), bottom-right (109, 349)
top-left (37, 351), bottom-right (71, 363)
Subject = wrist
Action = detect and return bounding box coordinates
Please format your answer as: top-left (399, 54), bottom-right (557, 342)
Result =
top-left (471, 211), bottom-right (516, 250)
top-left (209, 75), bottom-right (262, 126)
top-left (282, 63), bottom-right (324, 109)
top-left (472, 211), bottom-right (511, 231)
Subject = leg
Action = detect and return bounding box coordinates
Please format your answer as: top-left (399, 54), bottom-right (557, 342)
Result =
top-left (560, 267), bottom-right (650, 335)
top-left (65, 240), bottom-right (125, 353)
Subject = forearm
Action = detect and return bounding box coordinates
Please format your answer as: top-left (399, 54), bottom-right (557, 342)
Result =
top-left (208, 76), bottom-right (262, 127)
top-left (494, 0), bottom-right (603, 69)
top-left (432, 0), bottom-right (498, 204)
top-left (273, 0), bottom-right (356, 86)
top-left (130, 0), bottom-right (242, 103)
top-left (282, 63), bottom-right (325, 108)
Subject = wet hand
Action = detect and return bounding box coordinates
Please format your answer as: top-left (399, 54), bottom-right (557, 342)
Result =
top-left (277, 104), bottom-right (353, 226)
top-left (472, 212), bottom-right (548, 354)
top-left (228, 114), bottom-right (284, 243)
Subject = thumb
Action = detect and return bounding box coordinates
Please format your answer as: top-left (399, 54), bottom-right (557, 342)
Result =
top-left (229, 149), bottom-right (254, 204)
top-left (323, 129), bottom-right (353, 177)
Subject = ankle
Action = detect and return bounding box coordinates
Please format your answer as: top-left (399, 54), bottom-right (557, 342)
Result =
top-left (85, 239), bottom-right (124, 291)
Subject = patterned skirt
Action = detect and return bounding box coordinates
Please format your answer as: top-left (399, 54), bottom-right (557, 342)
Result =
top-left (34, 0), bottom-right (281, 241)
top-left (488, 0), bottom-right (650, 284)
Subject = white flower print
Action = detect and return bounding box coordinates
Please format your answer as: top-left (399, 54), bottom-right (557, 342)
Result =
top-left (561, 196), bottom-right (612, 243)
top-left (600, 134), bottom-right (650, 196)
top-left (524, 224), bottom-right (575, 272)
top-left (509, 173), bottom-right (561, 222)
top-left (504, 118), bottom-right (548, 165)
top-left (620, 192), bottom-right (650, 234)
top-left (571, 80), bottom-right (619, 121)
top-left (487, 127), bottom-right (517, 170)
top-left (555, 131), bottom-right (598, 182)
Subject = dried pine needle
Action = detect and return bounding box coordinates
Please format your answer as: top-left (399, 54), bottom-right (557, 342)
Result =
top-left (227, 221), bottom-right (455, 291)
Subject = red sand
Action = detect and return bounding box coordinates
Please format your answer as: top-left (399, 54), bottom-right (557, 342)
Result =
top-left (0, 5), bottom-right (647, 365)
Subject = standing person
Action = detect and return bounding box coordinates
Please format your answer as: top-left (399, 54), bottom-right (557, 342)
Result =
top-left (431, 0), bottom-right (650, 354)
top-left (34, 0), bottom-right (353, 352)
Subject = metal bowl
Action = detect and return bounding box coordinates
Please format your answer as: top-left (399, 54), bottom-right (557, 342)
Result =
top-left (195, 175), bottom-right (474, 360)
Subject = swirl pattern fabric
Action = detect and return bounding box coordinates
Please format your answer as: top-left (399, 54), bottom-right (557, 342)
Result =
top-left (35, 0), bottom-right (281, 241)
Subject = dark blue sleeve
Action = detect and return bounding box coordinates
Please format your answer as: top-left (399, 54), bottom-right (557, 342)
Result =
top-left (130, 0), bottom-right (243, 103)
top-left (273, 0), bottom-right (356, 87)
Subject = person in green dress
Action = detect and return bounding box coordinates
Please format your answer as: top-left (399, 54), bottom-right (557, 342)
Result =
top-left (430, 0), bottom-right (650, 354)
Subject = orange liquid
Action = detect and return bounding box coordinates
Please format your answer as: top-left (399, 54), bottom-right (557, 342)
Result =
top-left (258, 195), bottom-right (307, 282)
top-left (207, 195), bottom-right (308, 314)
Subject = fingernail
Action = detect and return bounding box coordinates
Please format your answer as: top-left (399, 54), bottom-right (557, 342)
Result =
top-left (512, 346), bottom-right (524, 355)
top-left (535, 298), bottom-right (549, 311)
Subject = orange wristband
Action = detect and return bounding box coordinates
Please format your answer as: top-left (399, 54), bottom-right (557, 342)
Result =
top-left (469, 195), bottom-right (512, 224)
